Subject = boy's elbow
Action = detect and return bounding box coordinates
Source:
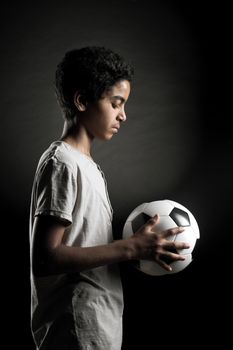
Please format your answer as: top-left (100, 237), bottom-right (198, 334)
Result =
top-left (32, 250), bottom-right (58, 277)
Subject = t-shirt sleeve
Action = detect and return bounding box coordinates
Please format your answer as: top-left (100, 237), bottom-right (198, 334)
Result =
top-left (34, 158), bottom-right (77, 224)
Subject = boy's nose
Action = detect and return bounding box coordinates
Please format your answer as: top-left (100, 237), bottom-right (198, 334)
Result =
top-left (117, 109), bottom-right (127, 122)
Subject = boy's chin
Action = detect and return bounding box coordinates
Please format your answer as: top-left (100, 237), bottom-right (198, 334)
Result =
top-left (98, 133), bottom-right (114, 141)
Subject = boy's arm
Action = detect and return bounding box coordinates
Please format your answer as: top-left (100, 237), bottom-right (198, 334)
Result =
top-left (32, 215), bottom-right (189, 277)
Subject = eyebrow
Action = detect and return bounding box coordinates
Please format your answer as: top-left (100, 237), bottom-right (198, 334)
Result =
top-left (112, 95), bottom-right (126, 103)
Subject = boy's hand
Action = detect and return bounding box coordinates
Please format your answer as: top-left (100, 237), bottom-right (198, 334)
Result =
top-left (130, 214), bottom-right (190, 271)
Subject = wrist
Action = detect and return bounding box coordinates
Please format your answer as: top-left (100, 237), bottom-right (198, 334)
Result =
top-left (113, 238), bottom-right (137, 261)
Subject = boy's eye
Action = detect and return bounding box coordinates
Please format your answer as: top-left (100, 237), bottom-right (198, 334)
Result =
top-left (112, 103), bottom-right (119, 109)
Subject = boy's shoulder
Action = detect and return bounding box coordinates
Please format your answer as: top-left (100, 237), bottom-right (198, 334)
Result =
top-left (38, 141), bottom-right (92, 174)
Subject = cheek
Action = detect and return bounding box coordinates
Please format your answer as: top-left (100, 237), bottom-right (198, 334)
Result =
top-left (95, 117), bottom-right (114, 139)
top-left (98, 109), bottom-right (114, 128)
top-left (86, 104), bottom-right (115, 138)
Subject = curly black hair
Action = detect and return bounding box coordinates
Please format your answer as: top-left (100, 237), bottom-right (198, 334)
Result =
top-left (55, 46), bottom-right (134, 120)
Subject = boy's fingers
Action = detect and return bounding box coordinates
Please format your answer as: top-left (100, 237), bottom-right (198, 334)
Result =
top-left (162, 226), bottom-right (185, 238)
top-left (146, 214), bottom-right (160, 227)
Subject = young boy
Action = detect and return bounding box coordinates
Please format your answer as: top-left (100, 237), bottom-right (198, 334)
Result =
top-left (29, 46), bottom-right (189, 349)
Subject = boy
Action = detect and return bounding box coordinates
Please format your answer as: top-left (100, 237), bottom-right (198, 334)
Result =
top-left (30, 46), bottom-right (189, 349)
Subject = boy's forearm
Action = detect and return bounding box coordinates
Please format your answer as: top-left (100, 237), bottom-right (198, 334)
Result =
top-left (34, 238), bottom-right (135, 277)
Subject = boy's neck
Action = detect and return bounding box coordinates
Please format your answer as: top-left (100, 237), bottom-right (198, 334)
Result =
top-left (60, 119), bottom-right (93, 159)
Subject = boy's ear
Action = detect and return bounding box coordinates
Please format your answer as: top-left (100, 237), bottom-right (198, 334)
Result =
top-left (74, 91), bottom-right (87, 111)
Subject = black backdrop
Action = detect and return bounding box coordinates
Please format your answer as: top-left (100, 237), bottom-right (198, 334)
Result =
top-left (1, 1), bottom-right (232, 348)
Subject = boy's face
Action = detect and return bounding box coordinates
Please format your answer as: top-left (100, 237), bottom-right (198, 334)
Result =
top-left (80, 80), bottom-right (131, 140)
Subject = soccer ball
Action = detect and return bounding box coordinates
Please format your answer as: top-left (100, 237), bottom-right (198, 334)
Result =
top-left (122, 199), bottom-right (200, 276)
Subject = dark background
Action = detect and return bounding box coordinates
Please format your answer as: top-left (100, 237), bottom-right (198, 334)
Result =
top-left (1, 0), bottom-right (232, 348)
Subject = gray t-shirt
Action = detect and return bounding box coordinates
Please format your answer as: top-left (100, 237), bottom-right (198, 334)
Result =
top-left (30, 141), bottom-right (123, 350)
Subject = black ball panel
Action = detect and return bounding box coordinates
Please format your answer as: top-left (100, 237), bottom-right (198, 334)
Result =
top-left (132, 213), bottom-right (151, 233)
top-left (170, 207), bottom-right (190, 227)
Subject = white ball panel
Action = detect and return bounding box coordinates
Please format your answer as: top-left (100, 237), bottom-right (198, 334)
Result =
top-left (154, 215), bottom-right (178, 242)
top-left (145, 200), bottom-right (174, 216)
top-left (140, 254), bottom-right (192, 276)
top-left (169, 254), bottom-right (192, 274)
top-left (140, 260), bottom-right (170, 276)
top-left (174, 227), bottom-right (196, 254)
top-left (122, 221), bottom-right (134, 239)
top-left (187, 212), bottom-right (200, 238)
